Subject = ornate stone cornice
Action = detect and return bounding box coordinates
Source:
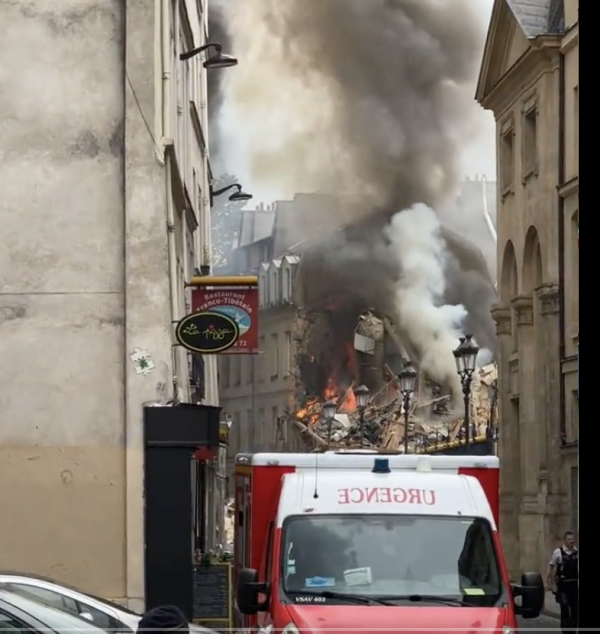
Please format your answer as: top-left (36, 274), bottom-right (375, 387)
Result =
top-left (511, 295), bottom-right (534, 326)
top-left (536, 284), bottom-right (560, 315)
top-left (491, 305), bottom-right (512, 336)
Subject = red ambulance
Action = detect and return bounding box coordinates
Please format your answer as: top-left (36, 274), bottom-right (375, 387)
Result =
top-left (233, 451), bottom-right (544, 634)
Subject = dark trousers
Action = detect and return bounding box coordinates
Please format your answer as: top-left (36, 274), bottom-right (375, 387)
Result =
top-left (557, 582), bottom-right (578, 634)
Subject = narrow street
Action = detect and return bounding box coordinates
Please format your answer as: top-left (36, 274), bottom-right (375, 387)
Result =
top-left (518, 613), bottom-right (560, 631)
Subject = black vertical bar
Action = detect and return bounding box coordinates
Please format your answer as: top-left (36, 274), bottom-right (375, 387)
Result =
top-left (144, 447), bottom-right (193, 617)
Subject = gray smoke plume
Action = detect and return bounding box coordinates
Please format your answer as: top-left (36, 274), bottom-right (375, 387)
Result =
top-left (216, 0), bottom-right (487, 214)
top-left (207, 2), bottom-right (232, 168)
top-left (211, 0), bottom-right (497, 387)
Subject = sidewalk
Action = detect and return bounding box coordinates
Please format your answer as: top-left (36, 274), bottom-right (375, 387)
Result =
top-left (543, 590), bottom-right (560, 618)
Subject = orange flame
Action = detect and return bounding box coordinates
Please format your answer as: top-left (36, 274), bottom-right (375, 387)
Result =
top-left (339, 389), bottom-right (357, 413)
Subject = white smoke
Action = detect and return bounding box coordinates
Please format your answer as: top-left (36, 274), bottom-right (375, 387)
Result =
top-left (476, 347), bottom-right (494, 367)
top-left (385, 204), bottom-right (466, 400)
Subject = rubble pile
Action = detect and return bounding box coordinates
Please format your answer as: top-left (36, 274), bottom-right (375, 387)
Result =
top-left (286, 363), bottom-right (498, 453)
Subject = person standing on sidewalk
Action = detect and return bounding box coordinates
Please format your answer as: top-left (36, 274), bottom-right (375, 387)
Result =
top-left (545, 531), bottom-right (578, 633)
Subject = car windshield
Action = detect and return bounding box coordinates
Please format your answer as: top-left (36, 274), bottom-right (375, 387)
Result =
top-left (280, 515), bottom-right (503, 606)
top-left (0, 589), bottom-right (107, 634)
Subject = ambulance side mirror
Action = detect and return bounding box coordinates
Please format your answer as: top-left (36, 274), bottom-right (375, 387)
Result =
top-left (512, 572), bottom-right (544, 619)
top-left (236, 568), bottom-right (269, 615)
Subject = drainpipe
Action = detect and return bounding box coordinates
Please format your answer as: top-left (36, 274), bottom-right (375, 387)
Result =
top-left (165, 149), bottom-right (183, 401)
top-left (558, 51), bottom-right (566, 444)
top-left (154, 0), bottom-right (164, 163)
top-left (161, 0), bottom-right (172, 143)
top-left (160, 2), bottom-right (181, 399)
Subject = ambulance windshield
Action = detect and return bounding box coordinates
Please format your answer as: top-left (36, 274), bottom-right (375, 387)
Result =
top-left (281, 515), bottom-right (503, 606)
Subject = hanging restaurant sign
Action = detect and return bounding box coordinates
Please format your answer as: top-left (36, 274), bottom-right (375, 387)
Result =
top-left (175, 311), bottom-right (240, 354)
top-left (192, 286), bottom-right (259, 355)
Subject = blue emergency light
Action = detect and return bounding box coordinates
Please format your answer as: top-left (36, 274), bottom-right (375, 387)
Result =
top-left (372, 457), bottom-right (391, 474)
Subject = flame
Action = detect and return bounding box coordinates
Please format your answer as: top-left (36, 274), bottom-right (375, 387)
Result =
top-left (323, 377), bottom-right (337, 400)
top-left (294, 346), bottom-right (360, 425)
top-left (339, 389), bottom-right (357, 413)
top-left (295, 397), bottom-right (320, 426)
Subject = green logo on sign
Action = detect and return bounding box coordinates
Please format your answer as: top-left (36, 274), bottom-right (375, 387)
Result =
top-left (176, 311), bottom-right (240, 353)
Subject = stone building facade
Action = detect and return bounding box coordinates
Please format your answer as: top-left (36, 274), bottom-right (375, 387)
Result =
top-left (0, 0), bottom-right (221, 609)
top-left (476, 0), bottom-right (578, 577)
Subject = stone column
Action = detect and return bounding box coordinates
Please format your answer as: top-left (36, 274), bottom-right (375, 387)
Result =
top-left (511, 294), bottom-right (540, 573)
top-left (491, 305), bottom-right (520, 578)
top-left (535, 283), bottom-right (563, 563)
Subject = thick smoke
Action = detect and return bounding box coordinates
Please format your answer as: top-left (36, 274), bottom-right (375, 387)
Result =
top-left (210, 0), bottom-right (497, 385)
top-left (207, 2), bottom-right (232, 169)
top-left (215, 0), bottom-right (486, 216)
top-left (385, 205), bottom-right (466, 400)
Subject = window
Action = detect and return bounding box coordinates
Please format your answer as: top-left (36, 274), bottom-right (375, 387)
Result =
top-left (270, 270), bottom-right (279, 305)
top-left (285, 331), bottom-right (293, 374)
top-left (283, 268), bottom-right (291, 302)
top-left (570, 467), bottom-right (578, 541)
top-left (0, 612), bottom-right (26, 634)
top-left (571, 213), bottom-right (579, 323)
top-left (574, 86), bottom-right (579, 171)
top-left (272, 406), bottom-right (279, 436)
top-left (244, 409), bottom-right (252, 448)
top-left (259, 274), bottom-right (266, 307)
top-left (523, 107), bottom-right (538, 176)
top-left (73, 604), bottom-right (128, 632)
top-left (271, 333), bottom-right (279, 379)
top-left (258, 336), bottom-right (265, 382)
top-left (220, 355), bottom-right (230, 388)
top-left (500, 126), bottom-right (514, 192)
top-left (3, 584), bottom-right (78, 614)
top-left (569, 390), bottom-right (579, 441)
top-left (258, 408), bottom-right (265, 445)
top-left (232, 356), bottom-right (241, 386)
top-left (245, 356), bottom-right (253, 385)
top-left (281, 515), bottom-right (501, 605)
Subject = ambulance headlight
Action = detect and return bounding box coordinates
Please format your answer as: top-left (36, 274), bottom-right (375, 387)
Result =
top-left (282, 623), bottom-right (300, 634)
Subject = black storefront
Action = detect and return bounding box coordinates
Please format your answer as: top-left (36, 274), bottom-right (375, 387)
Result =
top-left (143, 404), bottom-right (221, 618)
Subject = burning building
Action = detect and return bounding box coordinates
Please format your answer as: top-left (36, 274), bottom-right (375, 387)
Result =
top-left (219, 183), bottom-right (499, 470)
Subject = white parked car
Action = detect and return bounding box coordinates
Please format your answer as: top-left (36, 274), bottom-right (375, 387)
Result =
top-left (0, 573), bottom-right (215, 633)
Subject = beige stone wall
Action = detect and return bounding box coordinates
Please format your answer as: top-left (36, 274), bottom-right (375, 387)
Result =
top-left (478, 0), bottom-right (578, 578)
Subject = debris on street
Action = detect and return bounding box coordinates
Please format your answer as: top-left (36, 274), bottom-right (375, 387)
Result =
top-left (284, 363), bottom-right (498, 453)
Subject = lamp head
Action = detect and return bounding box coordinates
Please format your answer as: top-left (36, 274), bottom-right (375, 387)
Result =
top-left (398, 362), bottom-right (418, 393)
top-left (204, 50), bottom-right (238, 69)
top-left (229, 187), bottom-right (252, 202)
top-left (322, 400), bottom-right (337, 421)
top-left (453, 334), bottom-right (480, 374)
top-left (353, 384), bottom-right (370, 410)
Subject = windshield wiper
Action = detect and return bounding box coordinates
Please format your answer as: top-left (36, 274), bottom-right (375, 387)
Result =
top-left (288, 590), bottom-right (395, 606)
top-left (392, 594), bottom-right (468, 606)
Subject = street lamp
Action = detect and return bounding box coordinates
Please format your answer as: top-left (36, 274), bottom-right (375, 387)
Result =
top-left (322, 400), bottom-right (338, 448)
top-left (398, 362), bottom-right (418, 454)
top-left (453, 334), bottom-right (479, 446)
top-left (353, 384), bottom-right (370, 447)
top-left (180, 42), bottom-right (238, 68)
top-left (210, 183), bottom-right (253, 205)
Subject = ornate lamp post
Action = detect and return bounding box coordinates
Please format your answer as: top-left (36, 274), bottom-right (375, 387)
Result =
top-left (398, 362), bottom-right (418, 454)
top-left (353, 384), bottom-right (370, 447)
top-left (322, 399), bottom-right (338, 448)
top-left (453, 335), bottom-right (479, 446)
